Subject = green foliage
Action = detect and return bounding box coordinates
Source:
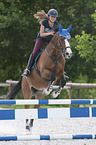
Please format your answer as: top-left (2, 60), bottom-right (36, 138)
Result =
top-left (75, 31), bottom-right (96, 78)
top-left (73, 6), bottom-right (96, 81)
top-left (0, 0), bottom-right (39, 81)
top-left (75, 31), bottom-right (96, 62)
top-left (91, 4), bottom-right (96, 29)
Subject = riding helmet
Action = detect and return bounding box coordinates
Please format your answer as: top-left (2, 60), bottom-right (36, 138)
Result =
top-left (47, 9), bottom-right (58, 17)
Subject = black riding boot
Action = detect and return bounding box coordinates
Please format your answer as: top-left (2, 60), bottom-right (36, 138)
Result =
top-left (23, 53), bottom-right (35, 77)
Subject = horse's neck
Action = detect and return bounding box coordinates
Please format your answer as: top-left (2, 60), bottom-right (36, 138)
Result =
top-left (51, 32), bottom-right (59, 49)
top-left (46, 33), bottom-right (61, 58)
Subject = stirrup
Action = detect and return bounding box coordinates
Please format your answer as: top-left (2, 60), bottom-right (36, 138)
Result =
top-left (22, 69), bottom-right (30, 78)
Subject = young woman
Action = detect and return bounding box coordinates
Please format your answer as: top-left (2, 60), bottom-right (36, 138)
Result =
top-left (23, 9), bottom-right (59, 77)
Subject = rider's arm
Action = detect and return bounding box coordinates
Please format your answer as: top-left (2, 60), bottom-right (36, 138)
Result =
top-left (40, 24), bottom-right (54, 37)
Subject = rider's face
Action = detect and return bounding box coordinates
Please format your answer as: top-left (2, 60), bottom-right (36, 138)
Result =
top-left (49, 16), bottom-right (56, 23)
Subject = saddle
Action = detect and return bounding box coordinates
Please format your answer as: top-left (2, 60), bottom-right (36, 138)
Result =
top-left (32, 49), bottom-right (44, 69)
top-left (31, 49), bottom-right (50, 82)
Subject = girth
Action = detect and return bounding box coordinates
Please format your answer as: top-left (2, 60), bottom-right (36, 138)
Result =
top-left (34, 64), bottom-right (50, 82)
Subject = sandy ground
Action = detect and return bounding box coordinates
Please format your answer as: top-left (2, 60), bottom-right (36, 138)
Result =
top-left (0, 118), bottom-right (96, 145)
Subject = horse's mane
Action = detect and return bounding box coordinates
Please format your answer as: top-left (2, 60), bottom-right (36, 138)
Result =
top-left (33, 10), bottom-right (48, 24)
top-left (51, 32), bottom-right (59, 47)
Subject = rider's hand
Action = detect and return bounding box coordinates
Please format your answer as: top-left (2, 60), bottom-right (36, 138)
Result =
top-left (50, 32), bottom-right (55, 35)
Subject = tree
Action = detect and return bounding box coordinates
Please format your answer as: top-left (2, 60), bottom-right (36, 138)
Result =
top-left (75, 9), bottom-right (96, 80)
top-left (0, 0), bottom-right (39, 81)
top-left (75, 31), bottom-right (96, 63)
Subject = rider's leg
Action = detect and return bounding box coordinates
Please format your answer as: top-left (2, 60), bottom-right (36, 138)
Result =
top-left (23, 38), bottom-right (47, 77)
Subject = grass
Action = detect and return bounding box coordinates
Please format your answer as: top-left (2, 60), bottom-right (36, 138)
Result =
top-left (1, 103), bottom-right (96, 110)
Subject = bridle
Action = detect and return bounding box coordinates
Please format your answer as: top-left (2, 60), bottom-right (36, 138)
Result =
top-left (58, 37), bottom-right (65, 52)
top-left (45, 37), bottom-right (65, 62)
top-left (51, 37), bottom-right (68, 52)
top-left (45, 36), bottom-right (70, 58)
top-left (45, 35), bottom-right (72, 73)
top-left (45, 31), bottom-right (72, 61)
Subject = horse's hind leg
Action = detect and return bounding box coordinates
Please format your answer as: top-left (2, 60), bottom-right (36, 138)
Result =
top-left (27, 91), bottom-right (44, 130)
top-left (33, 91), bottom-right (44, 109)
top-left (22, 77), bottom-right (32, 130)
top-left (26, 91), bottom-right (44, 130)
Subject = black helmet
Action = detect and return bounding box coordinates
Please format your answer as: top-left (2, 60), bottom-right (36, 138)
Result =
top-left (47, 9), bottom-right (58, 17)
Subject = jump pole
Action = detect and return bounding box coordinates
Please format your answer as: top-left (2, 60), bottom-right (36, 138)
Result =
top-left (0, 134), bottom-right (96, 141)
top-left (0, 99), bottom-right (96, 105)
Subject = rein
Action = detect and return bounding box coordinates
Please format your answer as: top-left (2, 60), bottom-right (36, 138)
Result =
top-left (45, 36), bottom-right (65, 61)
top-left (45, 40), bottom-right (63, 62)
top-left (45, 37), bottom-right (64, 74)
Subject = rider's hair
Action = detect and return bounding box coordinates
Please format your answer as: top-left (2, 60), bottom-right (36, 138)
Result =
top-left (33, 10), bottom-right (48, 24)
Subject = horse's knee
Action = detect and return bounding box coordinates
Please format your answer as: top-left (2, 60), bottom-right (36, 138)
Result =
top-left (61, 77), bottom-right (66, 87)
top-left (50, 73), bottom-right (56, 82)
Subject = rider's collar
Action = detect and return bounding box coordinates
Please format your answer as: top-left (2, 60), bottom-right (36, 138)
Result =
top-left (49, 19), bottom-right (55, 23)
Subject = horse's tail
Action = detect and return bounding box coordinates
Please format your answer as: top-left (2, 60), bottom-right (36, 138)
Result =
top-left (6, 76), bottom-right (23, 99)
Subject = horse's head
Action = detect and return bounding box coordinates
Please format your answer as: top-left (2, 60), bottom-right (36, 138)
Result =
top-left (58, 24), bottom-right (72, 59)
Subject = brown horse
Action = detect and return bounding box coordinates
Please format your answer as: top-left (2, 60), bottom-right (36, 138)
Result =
top-left (7, 24), bottom-right (72, 130)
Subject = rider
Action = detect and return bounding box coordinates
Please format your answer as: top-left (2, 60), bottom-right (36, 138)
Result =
top-left (23, 9), bottom-right (59, 77)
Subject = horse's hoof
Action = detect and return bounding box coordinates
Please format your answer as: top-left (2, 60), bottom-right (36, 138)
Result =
top-left (26, 125), bottom-right (31, 131)
top-left (51, 91), bottom-right (60, 98)
top-left (30, 119), bottom-right (34, 127)
top-left (43, 88), bottom-right (52, 96)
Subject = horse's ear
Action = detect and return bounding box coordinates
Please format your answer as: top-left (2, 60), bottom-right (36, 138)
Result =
top-left (67, 24), bottom-right (72, 32)
top-left (59, 24), bottom-right (62, 33)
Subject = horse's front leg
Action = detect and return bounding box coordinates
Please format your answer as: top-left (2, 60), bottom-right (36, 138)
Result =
top-left (42, 69), bottom-right (56, 96)
top-left (43, 80), bottom-right (55, 96)
top-left (42, 69), bottom-right (56, 82)
top-left (51, 75), bottom-right (66, 98)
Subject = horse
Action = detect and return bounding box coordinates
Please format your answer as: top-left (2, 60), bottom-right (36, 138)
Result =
top-left (7, 24), bottom-right (72, 131)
